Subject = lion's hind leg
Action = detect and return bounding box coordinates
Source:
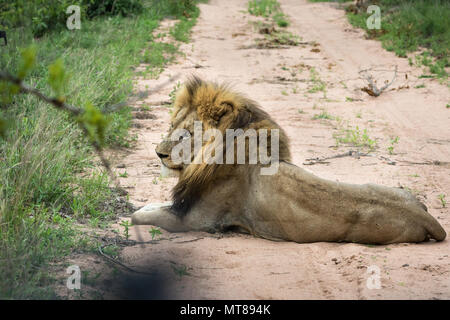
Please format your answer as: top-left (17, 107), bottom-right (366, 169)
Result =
top-left (131, 202), bottom-right (189, 232)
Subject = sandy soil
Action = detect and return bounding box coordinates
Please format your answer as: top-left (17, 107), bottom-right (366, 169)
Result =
top-left (59, 0), bottom-right (449, 299)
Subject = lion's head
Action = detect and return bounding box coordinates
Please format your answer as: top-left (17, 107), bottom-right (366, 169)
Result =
top-left (155, 76), bottom-right (291, 215)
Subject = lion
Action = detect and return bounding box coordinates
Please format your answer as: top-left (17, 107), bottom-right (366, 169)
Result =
top-left (131, 76), bottom-right (446, 244)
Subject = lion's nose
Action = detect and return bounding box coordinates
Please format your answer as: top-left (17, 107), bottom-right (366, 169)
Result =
top-left (156, 151), bottom-right (169, 159)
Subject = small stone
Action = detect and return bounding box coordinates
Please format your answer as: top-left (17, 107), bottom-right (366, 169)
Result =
top-left (331, 258), bottom-right (340, 265)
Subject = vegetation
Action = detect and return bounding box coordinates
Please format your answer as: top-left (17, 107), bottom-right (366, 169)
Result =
top-left (308, 67), bottom-right (327, 96)
top-left (334, 125), bottom-right (377, 151)
top-left (248, 0), bottom-right (298, 49)
top-left (438, 194), bottom-right (447, 208)
top-left (312, 110), bottom-right (334, 120)
top-left (119, 220), bottom-right (132, 240)
top-left (248, 0), bottom-right (289, 28)
top-left (0, 0), bottom-right (201, 299)
top-left (248, 0), bottom-right (280, 17)
top-left (0, 0), bottom-right (145, 37)
top-left (149, 227), bottom-right (162, 240)
top-left (344, 0), bottom-right (449, 79)
top-left (170, 6), bottom-right (200, 42)
top-left (308, 0), bottom-right (352, 2)
top-left (309, 0), bottom-right (449, 79)
top-left (387, 136), bottom-right (399, 155)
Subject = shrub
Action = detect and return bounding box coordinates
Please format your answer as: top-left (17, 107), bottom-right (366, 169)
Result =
top-left (0, 0), bottom-right (145, 37)
top-left (84, 0), bottom-right (143, 18)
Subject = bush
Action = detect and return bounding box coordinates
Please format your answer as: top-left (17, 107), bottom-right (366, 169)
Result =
top-left (0, 0), bottom-right (83, 37)
top-left (346, 0), bottom-right (449, 78)
top-left (0, 0), bottom-right (144, 37)
top-left (84, 0), bottom-right (143, 18)
top-left (157, 0), bottom-right (197, 17)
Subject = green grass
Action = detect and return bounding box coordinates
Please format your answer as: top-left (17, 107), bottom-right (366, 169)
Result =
top-left (248, 0), bottom-right (280, 17)
top-left (0, 0), bottom-right (201, 299)
top-left (149, 227), bottom-right (163, 240)
top-left (170, 6), bottom-right (200, 42)
top-left (171, 264), bottom-right (191, 278)
top-left (141, 42), bottom-right (179, 77)
top-left (308, 67), bottom-right (327, 95)
top-left (312, 110), bottom-right (334, 120)
top-left (248, 0), bottom-right (290, 27)
top-left (344, 0), bottom-right (449, 79)
top-left (273, 12), bottom-right (289, 28)
top-left (334, 125), bottom-right (377, 151)
top-left (387, 136), bottom-right (399, 155)
top-left (438, 194), bottom-right (447, 208)
top-left (309, 0), bottom-right (352, 2)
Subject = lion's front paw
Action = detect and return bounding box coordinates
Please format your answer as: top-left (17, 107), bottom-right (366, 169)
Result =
top-left (131, 202), bottom-right (172, 225)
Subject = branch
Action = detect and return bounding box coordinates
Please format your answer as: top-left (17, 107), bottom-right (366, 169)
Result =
top-left (0, 71), bottom-right (125, 193)
top-left (359, 66), bottom-right (398, 97)
top-left (98, 244), bottom-right (157, 275)
top-left (0, 71), bottom-right (82, 115)
top-left (303, 150), bottom-right (371, 165)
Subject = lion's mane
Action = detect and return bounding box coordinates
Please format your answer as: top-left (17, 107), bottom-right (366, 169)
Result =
top-left (171, 76), bottom-right (291, 215)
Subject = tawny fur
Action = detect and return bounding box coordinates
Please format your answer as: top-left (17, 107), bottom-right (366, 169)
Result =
top-left (168, 76), bottom-right (290, 215)
top-left (132, 77), bottom-right (446, 244)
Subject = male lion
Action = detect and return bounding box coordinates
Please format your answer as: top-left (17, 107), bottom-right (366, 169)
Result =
top-left (132, 77), bottom-right (446, 244)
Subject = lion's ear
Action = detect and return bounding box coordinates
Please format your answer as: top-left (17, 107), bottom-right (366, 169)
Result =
top-left (213, 102), bottom-right (233, 123)
top-left (197, 101), bottom-right (232, 127)
top-left (213, 101), bottom-right (251, 129)
top-left (230, 106), bottom-right (251, 129)
top-left (214, 101), bottom-right (252, 129)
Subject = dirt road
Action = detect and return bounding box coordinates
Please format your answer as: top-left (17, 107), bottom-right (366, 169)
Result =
top-left (95, 0), bottom-right (450, 299)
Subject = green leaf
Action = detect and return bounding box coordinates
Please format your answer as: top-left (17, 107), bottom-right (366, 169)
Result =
top-left (0, 80), bottom-right (20, 104)
top-left (149, 227), bottom-right (162, 240)
top-left (17, 46), bottom-right (37, 80)
top-left (48, 58), bottom-right (68, 101)
top-left (77, 102), bottom-right (110, 145)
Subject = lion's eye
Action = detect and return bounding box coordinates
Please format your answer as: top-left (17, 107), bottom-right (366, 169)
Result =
top-left (179, 131), bottom-right (191, 141)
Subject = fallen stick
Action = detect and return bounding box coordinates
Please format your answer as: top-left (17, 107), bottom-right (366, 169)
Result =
top-left (303, 150), bottom-right (370, 165)
top-left (98, 244), bottom-right (157, 275)
top-left (360, 66), bottom-right (398, 97)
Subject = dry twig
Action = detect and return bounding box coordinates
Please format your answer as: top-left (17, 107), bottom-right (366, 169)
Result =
top-left (303, 150), bottom-right (371, 165)
top-left (359, 66), bottom-right (398, 97)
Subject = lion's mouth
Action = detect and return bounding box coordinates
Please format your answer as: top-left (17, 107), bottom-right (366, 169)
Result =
top-left (160, 160), bottom-right (181, 178)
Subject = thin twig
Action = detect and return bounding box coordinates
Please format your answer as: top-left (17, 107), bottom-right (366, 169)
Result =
top-left (359, 66), bottom-right (398, 97)
top-left (98, 244), bottom-right (157, 275)
top-left (379, 156), bottom-right (449, 167)
top-left (303, 150), bottom-right (370, 165)
top-left (0, 71), bottom-right (81, 114)
top-left (0, 71), bottom-right (128, 192)
top-left (174, 237), bottom-right (204, 243)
